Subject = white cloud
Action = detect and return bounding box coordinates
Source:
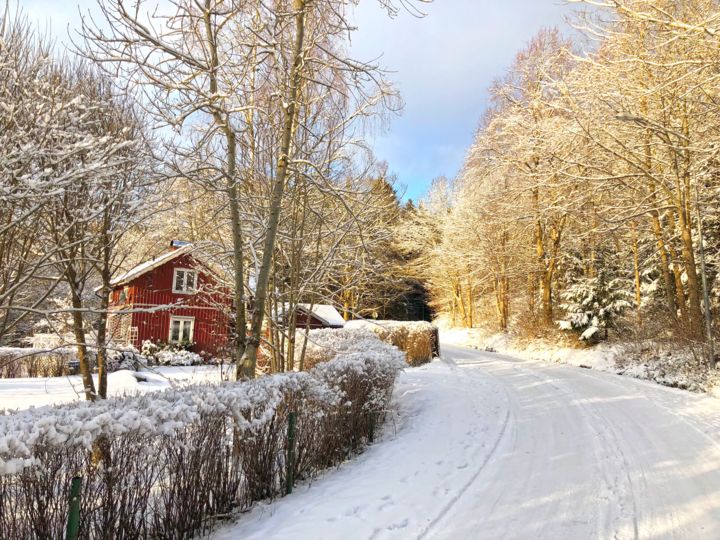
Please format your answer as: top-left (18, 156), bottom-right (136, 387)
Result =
top-left (349, 0), bottom-right (571, 200)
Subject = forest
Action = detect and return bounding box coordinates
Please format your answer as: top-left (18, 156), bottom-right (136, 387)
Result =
top-left (402, 0), bottom-right (720, 369)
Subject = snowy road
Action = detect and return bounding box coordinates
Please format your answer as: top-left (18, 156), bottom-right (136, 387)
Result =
top-left (211, 344), bottom-right (720, 540)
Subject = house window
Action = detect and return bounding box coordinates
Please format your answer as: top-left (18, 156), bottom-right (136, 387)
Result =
top-left (127, 326), bottom-right (138, 345)
top-left (173, 268), bottom-right (197, 294)
top-left (169, 317), bottom-right (194, 344)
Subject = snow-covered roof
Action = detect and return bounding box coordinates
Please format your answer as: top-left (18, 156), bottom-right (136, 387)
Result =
top-left (299, 304), bottom-right (346, 328)
top-left (110, 244), bottom-right (194, 287)
top-left (277, 303), bottom-right (345, 328)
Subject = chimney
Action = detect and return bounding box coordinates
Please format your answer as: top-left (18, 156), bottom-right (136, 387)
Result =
top-left (170, 240), bottom-right (191, 251)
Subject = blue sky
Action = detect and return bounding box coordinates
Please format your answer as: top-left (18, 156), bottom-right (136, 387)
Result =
top-left (23, 0), bottom-right (571, 202)
top-left (349, 1), bottom-right (571, 201)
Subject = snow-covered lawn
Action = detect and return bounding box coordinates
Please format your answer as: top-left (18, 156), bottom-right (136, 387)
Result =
top-left (209, 344), bottom-right (720, 539)
top-left (0, 365), bottom-right (224, 411)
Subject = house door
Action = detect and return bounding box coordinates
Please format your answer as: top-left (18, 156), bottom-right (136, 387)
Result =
top-left (169, 316), bottom-right (195, 345)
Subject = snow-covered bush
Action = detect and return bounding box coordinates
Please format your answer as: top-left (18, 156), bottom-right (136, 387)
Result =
top-left (155, 349), bottom-right (202, 366)
top-left (138, 340), bottom-right (202, 366)
top-left (344, 320), bottom-right (439, 366)
top-left (558, 266), bottom-right (633, 343)
top-left (106, 345), bottom-right (149, 372)
top-left (297, 328), bottom-right (384, 368)
top-left (0, 333), bottom-right (403, 538)
top-left (0, 347), bottom-right (79, 378)
top-left (140, 339), bottom-right (160, 360)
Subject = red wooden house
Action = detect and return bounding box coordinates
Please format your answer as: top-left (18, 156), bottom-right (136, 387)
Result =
top-left (107, 241), bottom-right (232, 356)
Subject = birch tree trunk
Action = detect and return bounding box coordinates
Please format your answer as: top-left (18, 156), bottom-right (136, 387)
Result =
top-left (242, 0), bottom-right (308, 377)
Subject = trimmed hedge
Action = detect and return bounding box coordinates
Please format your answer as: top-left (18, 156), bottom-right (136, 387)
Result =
top-left (344, 320), bottom-right (440, 366)
top-left (0, 332), bottom-right (405, 539)
top-left (0, 348), bottom-right (78, 379)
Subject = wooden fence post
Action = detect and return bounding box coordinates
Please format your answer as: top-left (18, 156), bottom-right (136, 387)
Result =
top-left (368, 411), bottom-right (379, 443)
top-left (431, 326), bottom-right (440, 359)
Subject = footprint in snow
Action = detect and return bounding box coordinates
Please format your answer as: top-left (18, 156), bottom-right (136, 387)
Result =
top-left (378, 500), bottom-right (394, 511)
top-left (344, 505), bottom-right (364, 517)
top-left (387, 519), bottom-right (409, 530)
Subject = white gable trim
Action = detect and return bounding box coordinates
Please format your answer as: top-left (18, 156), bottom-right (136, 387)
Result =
top-left (110, 244), bottom-right (194, 287)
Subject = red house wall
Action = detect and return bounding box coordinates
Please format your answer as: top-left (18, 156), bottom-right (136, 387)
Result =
top-left (109, 253), bottom-right (231, 357)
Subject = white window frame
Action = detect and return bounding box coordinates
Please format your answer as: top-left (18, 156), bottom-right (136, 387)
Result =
top-left (168, 316), bottom-right (195, 344)
top-left (172, 268), bottom-right (198, 294)
top-left (127, 326), bottom-right (139, 345)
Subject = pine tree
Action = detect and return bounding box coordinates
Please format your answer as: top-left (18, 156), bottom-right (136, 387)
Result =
top-left (559, 258), bottom-right (633, 343)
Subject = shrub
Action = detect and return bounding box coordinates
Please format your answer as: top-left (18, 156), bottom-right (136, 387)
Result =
top-left (0, 333), bottom-right (405, 539)
top-left (155, 349), bottom-right (202, 366)
top-left (106, 345), bottom-right (150, 372)
top-left (138, 340), bottom-right (202, 366)
top-left (297, 328), bottom-right (384, 369)
top-left (0, 348), bottom-right (80, 379)
top-left (344, 320), bottom-right (439, 366)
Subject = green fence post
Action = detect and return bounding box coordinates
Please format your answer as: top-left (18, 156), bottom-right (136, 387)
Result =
top-left (65, 476), bottom-right (82, 540)
top-left (286, 411), bottom-right (297, 495)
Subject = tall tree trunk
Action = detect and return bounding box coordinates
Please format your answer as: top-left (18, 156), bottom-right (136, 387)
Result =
top-left (242, 0), bottom-right (307, 377)
top-left (631, 222), bottom-right (643, 327)
top-left (541, 272), bottom-right (553, 324)
top-left (96, 228), bottom-right (112, 399)
top-left (642, 94), bottom-right (677, 322)
top-left (679, 107), bottom-right (704, 335)
top-left (678, 207), bottom-right (703, 333)
top-left (68, 269), bottom-right (96, 401)
top-left (466, 277), bottom-right (474, 328)
top-left (667, 213), bottom-right (689, 325)
top-left (202, 3), bottom-right (247, 379)
top-left (527, 271), bottom-right (537, 316)
top-left (649, 209), bottom-right (677, 320)
top-left (228, 168), bottom-right (248, 380)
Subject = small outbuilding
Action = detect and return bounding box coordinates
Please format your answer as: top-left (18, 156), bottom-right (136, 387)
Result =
top-left (280, 304), bottom-right (346, 330)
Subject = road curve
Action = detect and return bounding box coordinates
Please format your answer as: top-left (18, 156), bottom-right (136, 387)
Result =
top-left (210, 344), bottom-right (720, 540)
top-left (432, 345), bottom-right (720, 540)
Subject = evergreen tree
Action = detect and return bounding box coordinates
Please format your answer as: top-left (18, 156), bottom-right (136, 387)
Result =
top-left (559, 256), bottom-right (633, 342)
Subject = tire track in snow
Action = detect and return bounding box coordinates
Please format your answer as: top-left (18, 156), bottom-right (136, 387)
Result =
top-left (569, 365), bottom-right (720, 452)
top-left (520, 364), bottom-right (640, 539)
top-left (415, 356), bottom-right (513, 540)
top-left (434, 351), bottom-right (642, 539)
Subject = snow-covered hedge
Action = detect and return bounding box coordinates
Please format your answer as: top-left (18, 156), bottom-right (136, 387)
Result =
top-left (0, 331), bottom-right (404, 538)
top-left (0, 347), bottom-right (78, 378)
top-left (297, 327), bottom-right (386, 368)
top-left (344, 320), bottom-right (440, 366)
top-left (0, 342), bottom-right (205, 380)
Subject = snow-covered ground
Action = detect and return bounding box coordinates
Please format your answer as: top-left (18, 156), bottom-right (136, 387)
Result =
top-left (439, 325), bottom-right (720, 398)
top-left (0, 365), bottom-right (224, 411)
top-left (209, 344), bottom-right (720, 539)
